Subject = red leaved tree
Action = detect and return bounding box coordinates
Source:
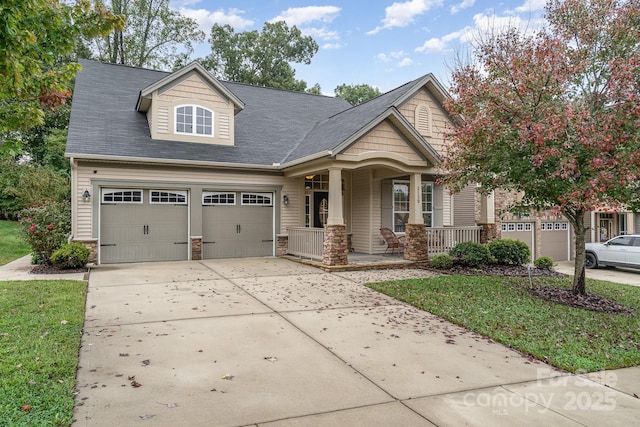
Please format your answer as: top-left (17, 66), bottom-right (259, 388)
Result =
top-left (442, 0), bottom-right (640, 295)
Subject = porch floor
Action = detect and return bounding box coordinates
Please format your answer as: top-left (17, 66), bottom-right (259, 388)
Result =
top-left (283, 251), bottom-right (423, 272)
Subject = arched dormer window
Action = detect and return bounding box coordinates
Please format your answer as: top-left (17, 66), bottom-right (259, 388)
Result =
top-left (415, 104), bottom-right (432, 137)
top-left (175, 105), bottom-right (213, 136)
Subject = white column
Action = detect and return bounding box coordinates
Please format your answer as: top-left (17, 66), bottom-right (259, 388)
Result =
top-left (327, 168), bottom-right (344, 225)
top-left (408, 173), bottom-right (423, 224)
top-left (480, 191), bottom-right (495, 224)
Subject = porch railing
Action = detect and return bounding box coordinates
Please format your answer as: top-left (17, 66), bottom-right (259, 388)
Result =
top-left (287, 227), bottom-right (324, 260)
top-left (427, 226), bottom-right (482, 255)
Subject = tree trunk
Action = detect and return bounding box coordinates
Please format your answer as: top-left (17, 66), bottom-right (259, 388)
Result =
top-left (568, 210), bottom-right (587, 295)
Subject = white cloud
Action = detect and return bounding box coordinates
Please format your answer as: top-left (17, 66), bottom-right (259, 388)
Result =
top-left (391, 50), bottom-right (407, 58)
top-left (322, 43), bottom-right (343, 50)
top-left (367, 0), bottom-right (443, 35)
top-left (450, 0), bottom-right (475, 14)
top-left (415, 37), bottom-right (447, 53)
top-left (179, 7), bottom-right (254, 32)
top-left (271, 6), bottom-right (341, 26)
top-left (398, 58), bottom-right (414, 67)
top-left (303, 27), bottom-right (340, 41)
top-left (515, 0), bottom-right (547, 13)
top-left (377, 53), bottom-right (390, 62)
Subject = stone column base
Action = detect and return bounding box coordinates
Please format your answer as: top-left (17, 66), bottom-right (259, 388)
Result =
top-left (322, 225), bottom-right (348, 266)
top-left (404, 224), bottom-right (428, 261)
top-left (191, 236), bottom-right (202, 260)
top-left (480, 223), bottom-right (499, 244)
top-left (74, 239), bottom-right (98, 264)
top-left (277, 234), bottom-right (288, 256)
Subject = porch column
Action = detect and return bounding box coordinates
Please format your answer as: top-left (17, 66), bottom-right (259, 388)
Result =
top-left (479, 191), bottom-right (498, 243)
top-left (323, 167), bottom-right (348, 266)
top-left (405, 173), bottom-right (428, 261)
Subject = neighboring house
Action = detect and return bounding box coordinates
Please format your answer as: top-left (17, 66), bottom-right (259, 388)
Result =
top-left (66, 60), bottom-right (492, 266)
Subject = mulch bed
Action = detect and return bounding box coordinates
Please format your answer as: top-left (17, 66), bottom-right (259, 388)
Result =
top-left (30, 264), bottom-right (88, 275)
top-left (423, 263), bottom-right (633, 314)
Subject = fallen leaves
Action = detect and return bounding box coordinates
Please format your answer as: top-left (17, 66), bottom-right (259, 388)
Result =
top-left (221, 374), bottom-right (234, 381)
top-left (263, 356), bottom-right (278, 362)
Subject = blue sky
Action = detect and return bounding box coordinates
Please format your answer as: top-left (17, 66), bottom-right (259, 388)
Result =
top-left (171, 0), bottom-right (547, 95)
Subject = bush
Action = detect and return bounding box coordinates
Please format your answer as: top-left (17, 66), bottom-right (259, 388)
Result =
top-left (50, 243), bottom-right (90, 269)
top-left (430, 253), bottom-right (454, 269)
top-left (19, 200), bottom-right (71, 264)
top-left (448, 241), bottom-right (491, 268)
top-left (534, 256), bottom-right (554, 270)
top-left (488, 238), bottom-right (531, 266)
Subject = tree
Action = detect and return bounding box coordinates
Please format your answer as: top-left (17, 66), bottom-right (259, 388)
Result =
top-left (306, 83), bottom-right (322, 95)
top-left (201, 21), bottom-right (318, 91)
top-left (442, 0), bottom-right (640, 295)
top-left (0, 0), bottom-right (123, 155)
top-left (92, 0), bottom-right (204, 69)
top-left (335, 84), bottom-right (382, 106)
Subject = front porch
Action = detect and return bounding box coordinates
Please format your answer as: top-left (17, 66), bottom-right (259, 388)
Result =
top-left (282, 226), bottom-right (483, 269)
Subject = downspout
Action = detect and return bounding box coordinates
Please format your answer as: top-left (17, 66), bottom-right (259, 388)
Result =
top-left (69, 157), bottom-right (77, 243)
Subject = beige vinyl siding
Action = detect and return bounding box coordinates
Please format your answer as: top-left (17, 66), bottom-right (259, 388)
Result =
top-left (441, 186), bottom-right (452, 226)
top-left (350, 170), bottom-right (373, 253)
top-left (454, 184), bottom-right (478, 226)
top-left (74, 162), bottom-right (295, 240)
top-left (151, 72), bottom-right (235, 145)
top-left (399, 88), bottom-right (450, 156)
top-left (344, 121), bottom-right (422, 161)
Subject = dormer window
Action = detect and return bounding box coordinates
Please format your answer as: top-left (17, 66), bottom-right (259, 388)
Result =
top-left (175, 105), bottom-right (213, 136)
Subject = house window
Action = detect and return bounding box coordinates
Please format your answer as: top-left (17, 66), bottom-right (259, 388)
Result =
top-left (241, 193), bottom-right (272, 206)
top-left (203, 192), bottom-right (235, 205)
top-left (150, 190), bottom-right (187, 204)
top-left (393, 180), bottom-right (433, 233)
top-left (102, 189), bottom-right (142, 204)
top-left (517, 223), bottom-right (524, 231)
top-left (175, 105), bottom-right (213, 136)
top-left (305, 195), bottom-right (310, 227)
top-left (525, 223), bottom-right (532, 231)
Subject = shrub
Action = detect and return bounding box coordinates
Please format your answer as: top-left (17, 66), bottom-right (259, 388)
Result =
top-left (488, 238), bottom-right (531, 266)
top-left (448, 241), bottom-right (491, 268)
top-left (19, 200), bottom-right (71, 264)
top-left (534, 256), bottom-right (554, 270)
top-left (50, 243), bottom-right (90, 269)
top-left (430, 253), bottom-right (454, 269)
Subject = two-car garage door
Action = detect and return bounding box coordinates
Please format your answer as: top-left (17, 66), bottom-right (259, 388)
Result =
top-left (100, 188), bottom-right (274, 264)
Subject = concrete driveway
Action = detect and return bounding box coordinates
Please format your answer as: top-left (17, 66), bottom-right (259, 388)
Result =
top-left (73, 258), bottom-right (640, 426)
top-left (555, 261), bottom-right (640, 287)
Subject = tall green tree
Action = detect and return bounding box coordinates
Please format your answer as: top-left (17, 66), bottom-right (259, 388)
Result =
top-left (335, 83), bottom-right (382, 106)
top-left (92, 0), bottom-right (204, 69)
top-left (202, 21), bottom-right (318, 91)
top-left (0, 0), bottom-right (122, 155)
top-left (442, 0), bottom-right (640, 295)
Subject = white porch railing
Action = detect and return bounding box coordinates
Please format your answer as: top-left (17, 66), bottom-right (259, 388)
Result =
top-left (427, 226), bottom-right (482, 255)
top-left (287, 227), bottom-right (324, 260)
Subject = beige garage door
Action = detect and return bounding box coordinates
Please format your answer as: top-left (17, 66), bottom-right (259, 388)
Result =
top-left (202, 192), bottom-right (274, 259)
top-left (540, 222), bottom-right (571, 261)
top-left (100, 189), bottom-right (189, 264)
top-left (501, 222), bottom-right (535, 263)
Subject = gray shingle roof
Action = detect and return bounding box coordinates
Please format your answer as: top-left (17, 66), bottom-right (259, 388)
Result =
top-left (66, 60), bottom-right (440, 167)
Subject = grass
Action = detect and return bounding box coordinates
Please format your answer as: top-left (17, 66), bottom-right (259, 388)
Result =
top-left (367, 275), bottom-right (640, 373)
top-left (0, 220), bottom-right (31, 266)
top-left (0, 280), bottom-right (87, 426)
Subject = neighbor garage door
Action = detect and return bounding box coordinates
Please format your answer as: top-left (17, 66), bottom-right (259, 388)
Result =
top-left (501, 222), bottom-right (534, 263)
top-left (202, 191), bottom-right (274, 259)
top-left (540, 221), bottom-right (571, 261)
top-left (100, 189), bottom-right (189, 264)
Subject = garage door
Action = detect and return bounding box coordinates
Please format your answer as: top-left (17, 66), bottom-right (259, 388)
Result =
top-left (540, 222), bottom-right (571, 261)
top-left (202, 192), bottom-right (274, 259)
top-left (100, 189), bottom-right (189, 263)
top-left (501, 222), bottom-right (534, 263)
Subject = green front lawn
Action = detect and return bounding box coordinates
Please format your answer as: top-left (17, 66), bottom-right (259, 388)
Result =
top-left (0, 220), bottom-right (31, 266)
top-left (367, 275), bottom-right (640, 373)
top-left (0, 280), bottom-right (87, 426)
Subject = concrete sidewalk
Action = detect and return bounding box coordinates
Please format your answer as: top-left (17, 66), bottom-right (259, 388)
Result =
top-left (70, 258), bottom-right (640, 426)
top-left (0, 255), bottom-right (87, 281)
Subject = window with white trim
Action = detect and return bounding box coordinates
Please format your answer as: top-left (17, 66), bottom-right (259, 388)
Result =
top-left (150, 191), bottom-right (187, 204)
top-left (517, 223), bottom-right (524, 231)
top-left (508, 223), bottom-right (515, 231)
top-left (203, 192), bottom-right (235, 205)
top-left (242, 193), bottom-right (272, 206)
top-left (175, 105), bottom-right (213, 136)
top-left (392, 181), bottom-right (433, 232)
top-left (525, 223), bottom-right (532, 231)
top-left (102, 189), bottom-right (142, 204)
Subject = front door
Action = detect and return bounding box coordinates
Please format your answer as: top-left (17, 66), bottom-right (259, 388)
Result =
top-left (599, 219), bottom-right (613, 241)
top-left (313, 192), bottom-right (328, 228)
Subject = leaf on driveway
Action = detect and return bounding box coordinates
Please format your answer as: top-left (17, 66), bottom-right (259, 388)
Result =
top-left (141, 359), bottom-right (150, 366)
top-left (264, 356), bottom-right (278, 362)
top-left (139, 414), bottom-right (155, 420)
top-left (221, 374), bottom-right (234, 380)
